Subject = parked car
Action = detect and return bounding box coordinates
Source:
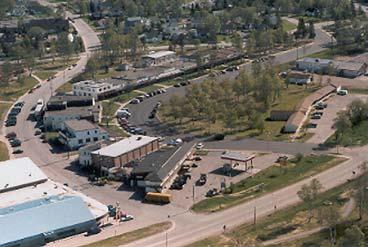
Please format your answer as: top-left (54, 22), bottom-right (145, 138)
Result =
top-left (130, 99), bottom-right (140, 104)
top-left (311, 114), bottom-right (321, 120)
top-left (196, 173), bottom-right (207, 186)
top-left (107, 205), bottom-right (116, 217)
top-left (35, 129), bottom-right (42, 136)
top-left (206, 188), bottom-right (219, 197)
top-left (6, 132), bottom-right (16, 139)
top-left (194, 156), bottom-right (202, 161)
top-left (174, 83), bottom-right (181, 87)
top-left (337, 89), bottom-right (348, 96)
top-left (10, 138), bottom-right (21, 147)
top-left (196, 143), bottom-right (204, 149)
top-left (12, 149), bottom-right (23, 154)
top-left (120, 214), bottom-right (134, 222)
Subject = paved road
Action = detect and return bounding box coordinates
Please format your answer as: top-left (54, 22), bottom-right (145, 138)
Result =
top-left (125, 147), bottom-right (363, 247)
top-left (3, 10), bottom-right (100, 178)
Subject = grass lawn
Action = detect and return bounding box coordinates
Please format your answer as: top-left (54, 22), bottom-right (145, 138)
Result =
top-left (192, 155), bottom-right (346, 213)
top-left (325, 121), bottom-right (368, 147)
top-left (56, 82), bottom-right (73, 93)
top-left (0, 76), bottom-right (38, 101)
top-left (82, 222), bottom-right (172, 247)
top-left (282, 20), bottom-right (297, 32)
top-left (0, 141), bottom-right (9, 161)
top-left (33, 70), bottom-right (56, 80)
top-left (307, 49), bottom-right (335, 59)
top-left (187, 179), bottom-right (355, 247)
top-left (349, 88), bottom-right (368, 95)
top-left (136, 84), bottom-right (164, 93)
top-left (102, 101), bottom-right (120, 118)
top-left (103, 124), bottom-right (129, 138)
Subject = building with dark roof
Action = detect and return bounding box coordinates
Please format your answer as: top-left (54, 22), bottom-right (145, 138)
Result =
top-left (131, 142), bottom-right (194, 192)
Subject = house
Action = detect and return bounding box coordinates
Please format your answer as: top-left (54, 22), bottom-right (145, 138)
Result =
top-left (269, 110), bottom-right (295, 121)
top-left (72, 80), bottom-right (121, 100)
top-left (58, 120), bottom-right (109, 150)
top-left (91, 135), bottom-right (160, 177)
top-left (296, 57), bottom-right (333, 74)
top-left (141, 51), bottom-right (176, 67)
top-left (124, 17), bottom-right (144, 33)
top-left (44, 105), bottom-right (101, 131)
top-left (334, 61), bottom-right (367, 78)
top-left (287, 71), bottom-right (312, 85)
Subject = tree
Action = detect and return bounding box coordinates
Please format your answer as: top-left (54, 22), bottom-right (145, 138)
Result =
top-left (1, 61), bottom-right (13, 85)
top-left (332, 111), bottom-right (352, 152)
top-left (320, 206), bottom-right (339, 246)
top-left (355, 162), bottom-right (368, 221)
top-left (339, 225), bottom-right (365, 247)
top-left (308, 21), bottom-right (316, 39)
top-left (297, 179), bottom-right (323, 222)
top-left (295, 18), bottom-right (307, 39)
top-left (231, 32), bottom-right (243, 53)
top-left (85, 56), bottom-right (99, 79)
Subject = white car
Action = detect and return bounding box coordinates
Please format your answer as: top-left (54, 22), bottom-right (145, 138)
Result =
top-left (337, 89), bottom-right (348, 96)
top-left (120, 215), bottom-right (134, 222)
top-left (196, 143), bottom-right (204, 149)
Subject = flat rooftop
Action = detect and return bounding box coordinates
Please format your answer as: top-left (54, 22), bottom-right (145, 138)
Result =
top-left (0, 195), bottom-right (95, 246)
top-left (92, 135), bottom-right (158, 158)
top-left (0, 157), bottom-right (48, 193)
top-left (65, 119), bottom-right (98, 131)
top-left (142, 51), bottom-right (175, 59)
top-left (0, 179), bottom-right (107, 219)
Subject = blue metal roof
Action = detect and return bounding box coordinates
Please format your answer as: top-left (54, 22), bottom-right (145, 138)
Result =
top-left (0, 195), bottom-right (95, 246)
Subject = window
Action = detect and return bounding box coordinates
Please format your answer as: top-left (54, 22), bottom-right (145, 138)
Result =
top-left (93, 137), bottom-right (98, 141)
top-left (87, 131), bottom-right (90, 135)
top-left (102, 136), bottom-right (106, 139)
top-left (78, 139), bottom-right (83, 144)
top-left (86, 138), bottom-right (91, 142)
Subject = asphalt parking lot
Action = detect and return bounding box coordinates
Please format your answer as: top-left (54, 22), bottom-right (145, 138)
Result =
top-left (169, 150), bottom-right (287, 209)
top-left (307, 94), bottom-right (368, 144)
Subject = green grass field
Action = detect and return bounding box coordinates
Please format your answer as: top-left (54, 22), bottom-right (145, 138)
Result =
top-left (0, 103), bottom-right (11, 161)
top-left (56, 82), bottom-right (73, 93)
top-left (0, 76), bottom-right (38, 101)
top-left (136, 84), bottom-right (164, 93)
top-left (102, 101), bottom-right (120, 118)
top-left (192, 155), bottom-right (346, 213)
top-left (282, 20), bottom-right (297, 32)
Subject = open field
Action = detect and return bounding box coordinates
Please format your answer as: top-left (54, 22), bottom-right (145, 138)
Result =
top-left (325, 121), bottom-right (368, 147)
top-left (56, 82), bottom-right (73, 93)
top-left (82, 222), bottom-right (172, 247)
top-left (192, 155), bottom-right (346, 213)
top-left (0, 77), bottom-right (38, 101)
top-left (0, 102), bottom-right (11, 161)
top-left (135, 84), bottom-right (164, 93)
top-left (102, 101), bottom-right (120, 118)
top-left (187, 179), bottom-right (355, 247)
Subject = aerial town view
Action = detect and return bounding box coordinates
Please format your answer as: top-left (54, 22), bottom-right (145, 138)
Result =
top-left (3, 0), bottom-right (368, 246)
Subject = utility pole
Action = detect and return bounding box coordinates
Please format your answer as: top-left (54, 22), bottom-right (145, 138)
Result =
top-left (253, 206), bottom-right (257, 226)
top-left (192, 185), bottom-right (195, 205)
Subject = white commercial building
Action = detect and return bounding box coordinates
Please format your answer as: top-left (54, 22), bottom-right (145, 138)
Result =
top-left (0, 157), bottom-right (108, 247)
top-left (58, 119), bottom-right (109, 150)
top-left (72, 80), bottom-right (121, 99)
top-left (141, 51), bottom-right (176, 67)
